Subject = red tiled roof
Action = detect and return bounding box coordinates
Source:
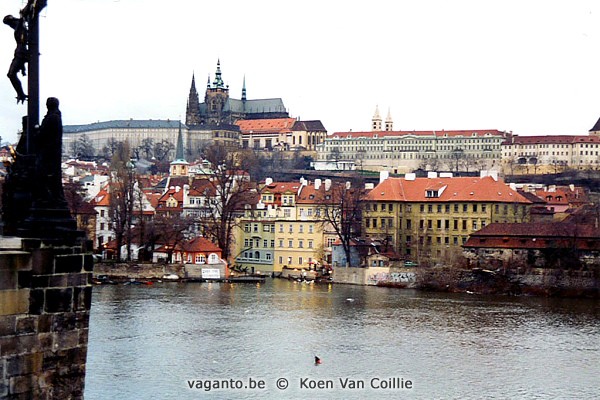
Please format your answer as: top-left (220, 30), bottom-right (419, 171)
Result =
top-left (365, 176), bottom-right (530, 203)
top-left (505, 135), bottom-right (600, 145)
top-left (236, 118), bottom-right (297, 134)
top-left (261, 182), bottom-right (301, 194)
top-left (330, 130), bottom-right (506, 139)
top-left (182, 237), bottom-right (222, 254)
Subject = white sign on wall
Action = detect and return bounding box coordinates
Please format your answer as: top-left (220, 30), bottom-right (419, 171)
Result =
top-left (202, 268), bottom-right (221, 280)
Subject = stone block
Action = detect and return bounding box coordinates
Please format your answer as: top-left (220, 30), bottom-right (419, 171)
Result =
top-left (28, 289), bottom-right (45, 315)
top-left (51, 313), bottom-right (76, 332)
top-left (54, 330), bottom-right (80, 350)
top-left (44, 288), bottom-right (73, 313)
top-left (68, 272), bottom-right (90, 287)
top-left (0, 337), bottom-right (17, 357)
top-left (0, 252), bottom-right (31, 272)
top-left (0, 315), bottom-right (16, 336)
top-left (78, 328), bottom-right (89, 347)
top-left (38, 314), bottom-right (52, 333)
top-left (17, 270), bottom-right (32, 289)
top-left (0, 269), bottom-right (17, 290)
top-left (55, 255), bottom-right (84, 274)
top-left (6, 353), bottom-right (43, 376)
top-left (15, 316), bottom-right (37, 335)
top-left (48, 274), bottom-right (68, 288)
top-left (31, 275), bottom-right (49, 288)
top-left (38, 333), bottom-right (53, 351)
top-left (73, 287), bottom-right (92, 312)
top-left (83, 254), bottom-right (94, 271)
top-left (0, 289), bottom-right (29, 316)
top-left (9, 374), bottom-right (35, 394)
top-left (31, 249), bottom-right (55, 275)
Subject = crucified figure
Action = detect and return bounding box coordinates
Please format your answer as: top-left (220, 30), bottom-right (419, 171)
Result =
top-left (3, 0), bottom-right (47, 104)
top-left (3, 13), bottom-right (28, 103)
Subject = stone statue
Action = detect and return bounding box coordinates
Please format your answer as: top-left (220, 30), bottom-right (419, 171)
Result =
top-left (34, 97), bottom-right (67, 207)
top-left (3, 14), bottom-right (28, 103)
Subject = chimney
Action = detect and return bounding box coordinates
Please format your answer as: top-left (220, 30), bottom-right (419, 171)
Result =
top-left (427, 171), bottom-right (438, 179)
top-left (325, 179), bottom-right (332, 191)
top-left (405, 173), bottom-right (416, 181)
top-left (379, 170), bottom-right (389, 183)
top-left (315, 178), bottom-right (322, 190)
top-left (265, 177), bottom-right (273, 185)
top-left (346, 181), bottom-right (351, 189)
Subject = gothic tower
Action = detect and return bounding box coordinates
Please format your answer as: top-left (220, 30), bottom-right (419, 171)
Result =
top-left (385, 108), bottom-right (393, 131)
top-left (204, 59), bottom-right (230, 124)
top-left (372, 105), bottom-right (382, 131)
top-left (185, 73), bottom-right (201, 126)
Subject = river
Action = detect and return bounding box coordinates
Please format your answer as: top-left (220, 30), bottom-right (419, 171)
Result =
top-left (84, 279), bottom-right (600, 399)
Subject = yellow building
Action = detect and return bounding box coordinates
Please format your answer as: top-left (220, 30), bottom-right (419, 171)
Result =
top-left (363, 172), bottom-right (532, 265)
top-left (233, 178), bottom-right (337, 272)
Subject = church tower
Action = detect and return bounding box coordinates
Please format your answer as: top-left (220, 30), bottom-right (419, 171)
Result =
top-left (185, 74), bottom-right (201, 126)
top-left (372, 105), bottom-right (382, 131)
top-left (385, 108), bottom-right (393, 131)
top-left (204, 59), bottom-right (230, 124)
top-left (170, 122), bottom-right (189, 177)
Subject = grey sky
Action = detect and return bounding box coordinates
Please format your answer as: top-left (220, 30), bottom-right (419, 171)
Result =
top-left (1, 0), bottom-right (599, 143)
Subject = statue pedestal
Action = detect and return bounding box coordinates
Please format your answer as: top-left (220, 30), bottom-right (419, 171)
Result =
top-left (17, 207), bottom-right (84, 245)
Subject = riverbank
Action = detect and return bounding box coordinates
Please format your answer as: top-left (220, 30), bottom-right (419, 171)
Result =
top-left (93, 262), bottom-right (599, 298)
top-left (415, 266), bottom-right (599, 298)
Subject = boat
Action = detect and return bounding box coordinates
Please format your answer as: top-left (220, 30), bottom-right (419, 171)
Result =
top-left (161, 274), bottom-right (180, 281)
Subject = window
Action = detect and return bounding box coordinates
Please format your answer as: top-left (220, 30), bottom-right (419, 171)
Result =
top-left (279, 224), bottom-right (284, 233)
top-left (463, 204), bottom-right (468, 212)
top-left (263, 225), bottom-right (271, 232)
top-left (406, 219), bottom-right (412, 229)
top-left (100, 210), bottom-right (105, 217)
top-left (428, 205), bottom-right (433, 213)
top-left (420, 204), bottom-right (425, 212)
top-left (263, 239), bottom-right (268, 248)
top-left (462, 220), bottom-right (467, 230)
top-left (196, 254), bottom-right (206, 264)
top-left (299, 225), bottom-right (304, 233)
top-left (327, 238), bottom-right (335, 247)
top-left (366, 219), bottom-right (370, 228)
top-left (454, 204), bottom-right (459, 213)
top-left (245, 224), bottom-right (251, 233)
top-left (437, 220), bottom-right (442, 229)
top-left (299, 240), bottom-right (304, 248)
top-left (288, 240), bottom-right (293, 248)
top-left (289, 224), bottom-right (293, 233)
top-left (244, 239), bottom-right (250, 247)
top-left (308, 240), bottom-right (313, 248)
top-left (100, 223), bottom-right (105, 231)
top-left (482, 204), bottom-right (487, 212)
top-left (445, 204), bottom-right (450, 213)
top-left (279, 240), bottom-right (283, 248)
top-left (279, 256), bottom-right (283, 264)
top-left (253, 224), bottom-right (258, 232)
top-left (309, 225), bottom-right (314, 234)
top-left (373, 219), bottom-right (377, 228)
top-left (266, 253), bottom-right (272, 260)
top-left (284, 209), bottom-right (291, 217)
top-left (428, 220), bottom-right (433, 229)
top-left (299, 257), bottom-right (303, 265)
top-left (437, 205), bottom-right (442, 213)
top-left (473, 221), bottom-right (478, 230)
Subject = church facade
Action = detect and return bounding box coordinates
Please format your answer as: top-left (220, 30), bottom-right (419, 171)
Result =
top-left (185, 60), bottom-right (289, 127)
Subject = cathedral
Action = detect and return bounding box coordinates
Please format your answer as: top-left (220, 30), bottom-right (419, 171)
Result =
top-left (185, 60), bottom-right (289, 126)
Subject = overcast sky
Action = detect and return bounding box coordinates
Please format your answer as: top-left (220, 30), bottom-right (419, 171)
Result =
top-left (1, 0), bottom-right (600, 143)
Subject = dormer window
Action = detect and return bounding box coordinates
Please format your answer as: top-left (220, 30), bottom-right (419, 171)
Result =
top-left (426, 190), bottom-right (439, 198)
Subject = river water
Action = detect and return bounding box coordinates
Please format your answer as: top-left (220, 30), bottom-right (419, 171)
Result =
top-left (84, 280), bottom-right (599, 399)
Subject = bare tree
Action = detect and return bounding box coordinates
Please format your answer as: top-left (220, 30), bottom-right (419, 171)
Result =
top-left (196, 143), bottom-right (256, 261)
top-left (318, 177), bottom-right (366, 267)
top-left (152, 213), bottom-right (195, 263)
top-left (108, 141), bottom-right (136, 261)
top-left (102, 137), bottom-right (121, 160)
top-left (153, 139), bottom-right (175, 162)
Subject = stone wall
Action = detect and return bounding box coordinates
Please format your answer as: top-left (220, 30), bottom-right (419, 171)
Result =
top-left (333, 266), bottom-right (417, 287)
top-left (0, 237), bottom-right (92, 399)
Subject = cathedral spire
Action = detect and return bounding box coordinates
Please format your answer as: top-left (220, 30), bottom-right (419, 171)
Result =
top-left (185, 73), bottom-right (201, 126)
top-left (212, 59), bottom-right (225, 88)
top-left (241, 75), bottom-right (247, 102)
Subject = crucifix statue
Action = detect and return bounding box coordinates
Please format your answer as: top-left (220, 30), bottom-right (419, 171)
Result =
top-left (2, 1), bottom-right (81, 243)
